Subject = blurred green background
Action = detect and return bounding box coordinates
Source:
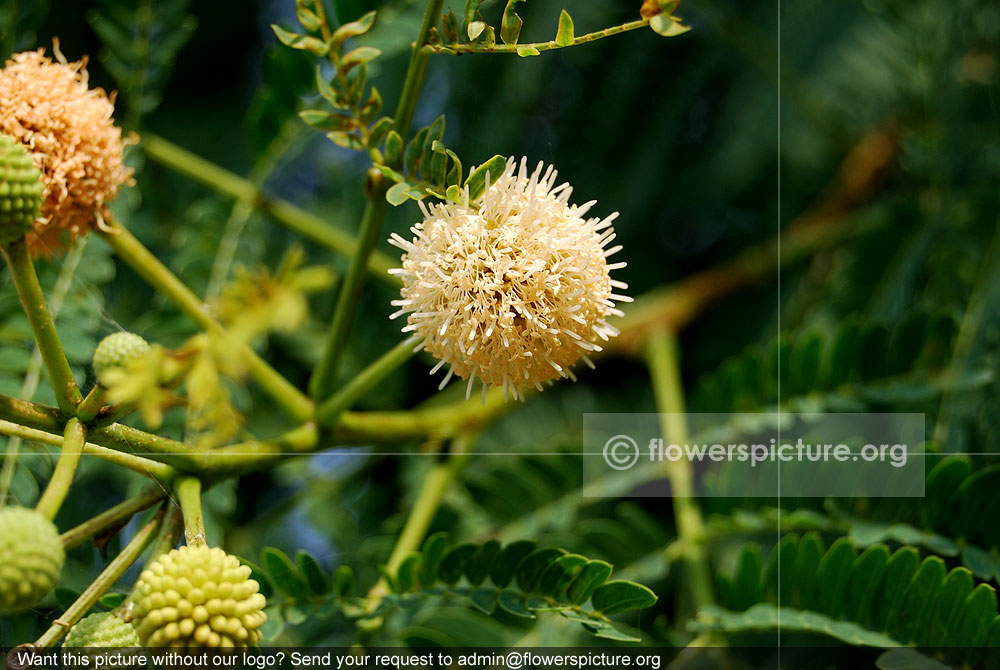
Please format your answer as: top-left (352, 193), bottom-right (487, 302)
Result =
top-left (2, 0), bottom-right (999, 649)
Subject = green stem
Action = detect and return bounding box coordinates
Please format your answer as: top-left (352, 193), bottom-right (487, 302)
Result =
top-left (645, 327), bottom-right (713, 612)
top-left (35, 418), bottom-right (85, 520)
top-left (309, 0), bottom-right (445, 401)
top-left (61, 486), bottom-right (167, 550)
top-left (35, 506), bottom-right (163, 648)
top-left (1, 240), bottom-right (81, 413)
top-left (142, 501), bottom-right (184, 567)
top-left (315, 338), bottom-right (418, 424)
top-left (76, 384), bottom-right (107, 423)
top-left (140, 133), bottom-right (398, 283)
top-left (175, 475), bottom-right (207, 547)
top-left (309, 197), bottom-right (388, 399)
top-left (394, 0), bottom-right (446, 139)
top-left (0, 242), bottom-right (84, 505)
top-left (369, 434), bottom-right (473, 602)
top-left (0, 418), bottom-right (176, 481)
top-left (425, 18), bottom-right (651, 55)
top-left (100, 223), bottom-right (314, 422)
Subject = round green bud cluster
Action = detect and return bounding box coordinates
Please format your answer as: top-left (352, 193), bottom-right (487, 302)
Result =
top-left (132, 545), bottom-right (267, 648)
top-left (64, 611), bottom-right (140, 648)
top-left (0, 133), bottom-right (44, 245)
top-left (0, 507), bottom-right (64, 612)
top-left (92, 332), bottom-right (151, 379)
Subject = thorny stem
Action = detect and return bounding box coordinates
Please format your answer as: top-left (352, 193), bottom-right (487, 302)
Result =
top-left (424, 18), bottom-right (651, 55)
top-left (0, 242), bottom-right (84, 504)
top-left (140, 134), bottom-right (397, 283)
top-left (175, 475), bottom-right (207, 547)
top-left (100, 222), bottom-right (315, 422)
top-left (315, 338), bottom-right (419, 424)
top-left (61, 486), bottom-right (167, 550)
top-left (368, 433), bottom-right (474, 603)
top-left (309, 0), bottom-right (446, 401)
top-left (1, 240), bottom-right (81, 413)
top-left (645, 328), bottom-right (713, 613)
top-left (35, 506), bottom-right (163, 648)
top-left (0, 419), bottom-right (177, 481)
top-left (35, 418), bottom-right (85, 520)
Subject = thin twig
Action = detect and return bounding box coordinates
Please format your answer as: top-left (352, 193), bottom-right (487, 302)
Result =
top-left (424, 18), bottom-right (651, 55)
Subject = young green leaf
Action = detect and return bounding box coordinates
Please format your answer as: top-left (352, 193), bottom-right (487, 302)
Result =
top-left (566, 560), bottom-right (612, 605)
top-left (465, 155), bottom-right (507, 201)
top-left (498, 589), bottom-right (536, 618)
top-left (384, 130), bottom-right (404, 168)
top-left (386, 181), bottom-right (412, 206)
top-left (332, 565), bottom-right (353, 597)
top-left (441, 9), bottom-right (460, 43)
top-left (467, 21), bottom-right (487, 41)
top-left (295, 0), bottom-right (324, 32)
top-left (261, 547), bottom-right (307, 600)
top-left (500, 0), bottom-right (524, 46)
top-left (368, 117), bottom-right (393, 147)
top-left (555, 10), bottom-right (574, 47)
top-left (489, 540), bottom-right (536, 587)
top-left (396, 552), bottom-right (422, 592)
top-left (327, 131), bottom-right (364, 151)
top-left (299, 109), bottom-right (354, 132)
top-left (438, 542), bottom-right (479, 585)
top-left (466, 539), bottom-right (500, 586)
top-left (272, 25), bottom-right (329, 56)
top-left (419, 532), bottom-right (450, 586)
top-left (331, 11), bottom-right (376, 51)
top-left (296, 551), bottom-right (331, 596)
top-left (469, 586), bottom-right (499, 614)
top-left (591, 580), bottom-right (658, 615)
top-left (343, 46), bottom-right (382, 67)
top-left (515, 548), bottom-right (566, 593)
top-left (649, 14), bottom-right (691, 37)
top-left (360, 86), bottom-right (382, 124)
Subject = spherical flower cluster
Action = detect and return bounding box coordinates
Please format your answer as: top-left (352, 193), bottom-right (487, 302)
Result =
top-left (0, 507), bottom-right (65, 612)
top-left (388, 157), bottom-right (629, 400)
top-left (64, 611), bottom-right (140, 648)
top-left (0, 47), bottom-right (133, 256)
top-left (0, 132), bottom-right (45, 245)
top-left (93, 332), bottom-right (151, 379)
top-left (131, 545), bottom-right (267, 648)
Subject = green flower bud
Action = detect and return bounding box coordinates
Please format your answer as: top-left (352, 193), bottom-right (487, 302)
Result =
top-left (0, 133), bottom-right (44, 246)
top-left (64, 611), bottom-right (140, 647)
top-left (92, 332), bottom-right (151, 379)
top-left (132, 545), bottom-right (267, 648)
top-left (0, 507), bottom-right (64, 612)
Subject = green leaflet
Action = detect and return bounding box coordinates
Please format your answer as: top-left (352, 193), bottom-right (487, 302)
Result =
top-left (691, 310), bottom-right (963, 413)
top-left (717, 533), bottom-right (1000, 656)
top-left (382, 536), bottom-right (657, 641)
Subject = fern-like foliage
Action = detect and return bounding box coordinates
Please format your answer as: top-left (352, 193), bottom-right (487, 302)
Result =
top-left (701, 532), bottom-right (1000, 667)
top-left (691, 310), bottom-right (966, 413)
top-left (379, 533), bottom-right (657, 642)
top-left (87, 0), bottom-right (197, 123)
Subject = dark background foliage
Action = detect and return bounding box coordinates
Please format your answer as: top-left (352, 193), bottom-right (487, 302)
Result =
top-left (2, 0), bottom-right (999, 651)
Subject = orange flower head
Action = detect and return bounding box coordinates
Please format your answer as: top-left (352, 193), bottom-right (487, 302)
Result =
top-left (0, 47), bottom-right (134, 256)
